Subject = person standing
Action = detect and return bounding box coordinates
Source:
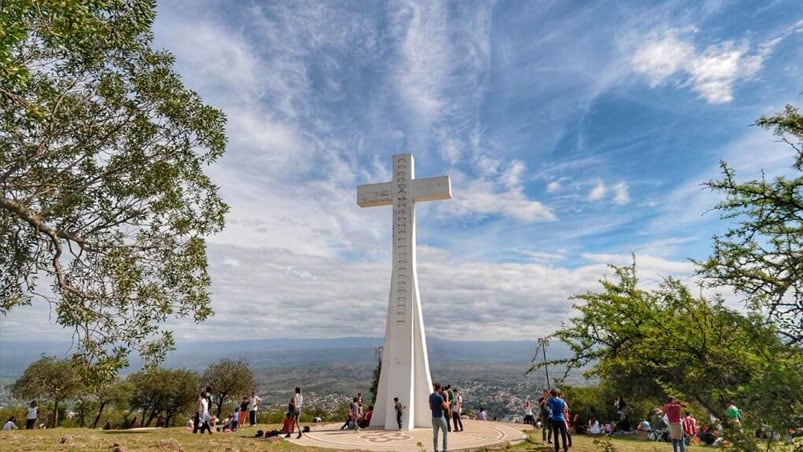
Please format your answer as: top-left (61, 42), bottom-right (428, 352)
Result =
top-left (197, 391), bottom-right (212, 434)
top-left (441, 385), bottom-right (452, 432)
top-left (451, 388), bottom-right (464, 432)
top-left (429, 382), bottom-right (449, 452)
top-left (394, 397), bottom-right (405, 429)
top-left (26, 401), bottom-right (38, 430)
top-left (725, 401), bottom-right (742, 431)
top-left (547, 389), bottom-right (568, 452)
top-left (563, 396), bottom-right (572, 448)
top-left (249, 392), bottom-right (262, 426)
top-left (662, 397), bottom-right (686, 452)
top-left (537, 389), bottom-right (552, 444)
top-left (349, 396), bottom-right (361, 430)
top-left (285, 387), bottom-right (303, 439)
top-left (523, 400), bottom-right (534, 425)
top-left (231, 408), bottom-right (239, 431)
top-left (239, 396), bottom-right (249, 429)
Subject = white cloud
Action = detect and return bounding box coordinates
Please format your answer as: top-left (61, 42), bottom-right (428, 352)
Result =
top-left (612, 181), bottom-right (630, 205)
top-left (546, 181), bottom-right (561, 193)
top-left (687, 42), bottom-right (763, 104)
top-left (446, 172), bottom-right (556, 222)
top-left (631, 29), bottom-right (770, 104)
top-left (632, 31), bottom-right (695, 86)
top-left (588, 180), bottom-right (607, 202)
top-left (500, 160), bottom-right (527, 188)
top-left (394, 1), bottom-right (450, 121)
top-left (170, 245), bottom-right (697, 342)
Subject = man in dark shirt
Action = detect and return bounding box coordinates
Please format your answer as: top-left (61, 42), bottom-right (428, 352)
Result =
top-left (429, 382), bottom-right (449, 452)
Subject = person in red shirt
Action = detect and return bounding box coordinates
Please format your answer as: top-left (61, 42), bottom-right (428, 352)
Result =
top-left (682, 411), bottom-right (697, 439)
top-left (662, 397), bottom-right (686, 452)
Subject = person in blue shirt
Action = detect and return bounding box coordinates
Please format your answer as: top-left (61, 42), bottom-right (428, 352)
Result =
top-left (429, 382), bottom-right (449, 452)
top-left (547, 389), bottom-right (569, 452)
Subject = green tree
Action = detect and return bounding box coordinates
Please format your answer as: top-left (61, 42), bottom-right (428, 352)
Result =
top-left (11, 355), bottom-right (83, 427)
top-left (535, 262), bottom-right (802, 447)
top-left (88, 377), bottom-right (133, 429)
top-left (698, 102), bottom-right (803, 345)
top-left (201, 358), bottom-right (256, 418)
top-left (0, 0), bottom-right (228, 375)
top-left (368, 347), bottom-right (382, 405)
top-left (128, 367), bottom-right (199, 426)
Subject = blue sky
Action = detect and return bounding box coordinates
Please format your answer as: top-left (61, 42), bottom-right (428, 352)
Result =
top-left (2, 0), bottom-right (802, 347)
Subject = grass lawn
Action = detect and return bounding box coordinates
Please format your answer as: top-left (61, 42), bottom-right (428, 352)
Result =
top-left (1, 425), bottom-right (800, 451)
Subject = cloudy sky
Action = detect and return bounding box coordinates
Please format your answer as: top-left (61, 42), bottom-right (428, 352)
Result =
top-left (2, 0), bottom-right (802, 347)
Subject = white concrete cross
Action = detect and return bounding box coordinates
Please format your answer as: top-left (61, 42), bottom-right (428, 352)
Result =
top-left (357, 153), bottom-right (451, 430)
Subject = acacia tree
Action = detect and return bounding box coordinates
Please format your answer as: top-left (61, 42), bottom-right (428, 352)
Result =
top-left (698, 102), bottom-right (803, 345)
top-left (11, 355), bottom-right (83, 427)
top-left (201, 358), bottom-right (256, 418)
top-left (535, 262), bottom-right (802, 447)
top-left (0, 1), bottom-right (228, 374)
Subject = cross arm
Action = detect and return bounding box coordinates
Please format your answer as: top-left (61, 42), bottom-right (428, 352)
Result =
top-left (357, 182), bottom-right (392, 207)
top-left (412, 176), bottom-right (451, 203)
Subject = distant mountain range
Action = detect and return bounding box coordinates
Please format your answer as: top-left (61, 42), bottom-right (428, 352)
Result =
top-left (0, 336), bottom-right (573, 378)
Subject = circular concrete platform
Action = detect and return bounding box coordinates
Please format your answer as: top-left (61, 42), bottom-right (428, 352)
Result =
top-left (285, 420), bottom-right (530, 451)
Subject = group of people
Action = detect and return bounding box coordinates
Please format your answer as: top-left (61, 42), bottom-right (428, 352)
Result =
top-left (2, 400), bottom-right (40, 431)
top-left (190, 387), bottom-right (264, 435)
top-left (339, 392), bottom-right (374, 430)
top-left (427, 383), bottom-right (468, 452)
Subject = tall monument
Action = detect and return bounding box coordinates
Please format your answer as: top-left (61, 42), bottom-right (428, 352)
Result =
top-left (357, 154), bottom-right (451, 430)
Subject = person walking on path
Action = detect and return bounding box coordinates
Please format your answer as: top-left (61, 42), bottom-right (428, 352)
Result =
top-left (249, 392), bottom-right (262, 426)
top-left (663, 397), bottom-right (686, 452)
top-left (285, 387), bottom-right (303, 439)
top-left (547, 389), bottom-right (569, 452)
top-left (429, 382), bottom-right (449, 452)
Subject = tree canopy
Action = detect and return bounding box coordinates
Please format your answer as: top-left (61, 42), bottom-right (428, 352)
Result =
top-left (0, 1), bottom-right (228, 373)
top-left (201, 358), bottom-right (256, 418)
top-left (11, 355), bottom-right (83, 427)
top-left (698, 102), bottom-right (803, 345)
top-left (536, 261), bottom-right (803, 448)
top-left (128, 367), bottom-right (199, 427)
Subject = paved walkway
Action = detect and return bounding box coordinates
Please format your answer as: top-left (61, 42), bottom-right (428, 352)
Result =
top-left (285, 420), bottom-right (530, 451)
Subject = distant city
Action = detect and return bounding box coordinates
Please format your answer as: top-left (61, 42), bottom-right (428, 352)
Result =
top-left (0, 337), bottom-right (580, 419)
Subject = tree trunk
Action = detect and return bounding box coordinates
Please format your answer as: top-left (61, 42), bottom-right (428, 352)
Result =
top-left (215, 394), bottom-right (224, 418)
top-left (92, 401), bottom-right (107, 429)
top-left (53, 400), bottom-right (60, 428)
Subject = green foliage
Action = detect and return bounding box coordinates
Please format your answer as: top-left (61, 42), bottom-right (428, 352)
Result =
top-left (127, 367), bottom-right (199, 426)
top-left (10, 355), bottom-right (83, 427)
top-left (201, 358), bottom-right (256, 418)
top-left (0, 0), bottom-right (228, 374)
top-left (592, 435), bottom-right (619, 452)
top-left (698, 101), bottom-right (803, 345)
top-left (85, 377), bottom-right (133, 428)
top-left (537, 260), bottom-right (803, 448)
top-left (369, 354), bottom-right (381, 405)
